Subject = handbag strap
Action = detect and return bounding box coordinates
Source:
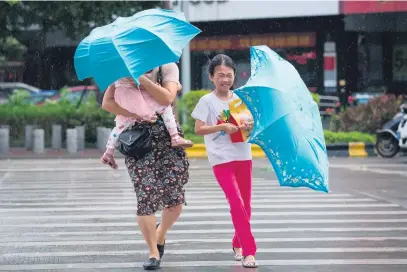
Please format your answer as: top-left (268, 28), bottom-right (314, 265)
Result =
top-left (157, 66), bottom-right (163, 86)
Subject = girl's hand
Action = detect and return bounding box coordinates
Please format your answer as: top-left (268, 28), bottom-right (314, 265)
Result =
top-left (240, 120), bottom-right (254, 131)
top-left (221, 123), bottom-right (239, 134)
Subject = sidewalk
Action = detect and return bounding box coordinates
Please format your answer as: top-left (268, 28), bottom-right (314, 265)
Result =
top-left (0, 144), bottom-right (267, 160)
top-left (0, 142), bottom-right (378, 160)
top-left (0, 148), bottom-right (106, 160)
top-left (0, 148), bottom-right (274, 171)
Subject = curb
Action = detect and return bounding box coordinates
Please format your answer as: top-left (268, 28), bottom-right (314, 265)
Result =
top-left (327, 142), bottom-right (376, 158)
top-left (186, 144), bottom-right (266, 158)
top-left (0, 142), bottom-right (376, 160)
top-left (188, 143), bottom-right (376, 158)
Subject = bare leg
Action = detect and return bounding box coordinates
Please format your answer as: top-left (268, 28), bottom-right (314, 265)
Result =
top-left (157, 204), bottom-right (183, 245)
top-left (159, 106), bottom-right (193, 148)
top-left (137, 215), bottom-right (160, 259)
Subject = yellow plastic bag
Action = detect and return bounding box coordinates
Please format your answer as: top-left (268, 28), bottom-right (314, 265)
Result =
top-left (228, 98), bottom-right (254, 143)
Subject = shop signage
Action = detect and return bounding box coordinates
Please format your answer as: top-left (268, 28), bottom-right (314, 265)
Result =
top-left (341, 0), bottom-right (407, 14)
top-left (190, 33), bottom-right (316, 51)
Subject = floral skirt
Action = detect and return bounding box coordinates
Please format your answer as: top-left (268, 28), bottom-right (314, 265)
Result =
top-left (125, 117), bottom-right (189, 216)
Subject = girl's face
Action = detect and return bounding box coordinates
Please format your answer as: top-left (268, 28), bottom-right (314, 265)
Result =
top-left (210, 65), bottom-right (235, 93)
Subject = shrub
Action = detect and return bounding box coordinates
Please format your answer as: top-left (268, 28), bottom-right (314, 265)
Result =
top-left (179, 89), bottom-right (210, 134)
top-left (329, 94), bottom-right (403, 134)
top-left (323, 130), bottom-right (375, 144)
top-left (185, 130), bottom-right (375, 145)
top-left (311, 92), bottom-right (320, 105)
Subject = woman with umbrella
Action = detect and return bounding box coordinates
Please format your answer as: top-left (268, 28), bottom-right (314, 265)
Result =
top-left (102, 62), bottom-right (189, 270)
top-left (73, 8), bottom-right (201, 270)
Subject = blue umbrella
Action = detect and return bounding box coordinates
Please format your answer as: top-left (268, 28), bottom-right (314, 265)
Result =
top-left (235, 45), bottom-right (329, 193)
top-left (74, 8), bottom-right (201, 91)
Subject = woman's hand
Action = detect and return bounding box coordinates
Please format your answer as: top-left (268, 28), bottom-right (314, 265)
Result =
top-left (138, 75), bottom-right (151, 86)
top-left (146, 115), bottom-right (158, 123)
top-left (136, 114), bottom-right (158, 123)
top-left (102, 85), bottom-right (136, 118)
top-left (138, 64), bottom-right (179, 106)
top-left (221, 123), bottom-right (239, 134)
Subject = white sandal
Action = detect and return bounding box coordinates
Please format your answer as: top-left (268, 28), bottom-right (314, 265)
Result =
top-left (242, 256), bottom-right (259, 268)
top-left (171, 135), bottom-right (194, 148)
top-left (233, 247), bottom-right (243, 261)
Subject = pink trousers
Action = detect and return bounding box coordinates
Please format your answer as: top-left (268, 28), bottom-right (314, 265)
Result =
top-left (212, 160), bottom-right (257, 256)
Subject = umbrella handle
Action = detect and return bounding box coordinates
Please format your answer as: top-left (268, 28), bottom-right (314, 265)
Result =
top-left (213, 131), bottom-right (225, 141)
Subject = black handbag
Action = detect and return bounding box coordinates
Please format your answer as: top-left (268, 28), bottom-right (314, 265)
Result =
top-left (116, 66), bottom-right (163, 158)
top-left (117, 126), bottom-right (152, 158)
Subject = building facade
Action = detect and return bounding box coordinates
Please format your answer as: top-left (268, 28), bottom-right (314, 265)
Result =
top-left (170, 0), bottom-right (343, 94)
top-left (6, 0), bottom-right (407, 98)
top-left (172, 0), bottom-right (407, 97)
top-left (342, 0), bottom-right (407, 96)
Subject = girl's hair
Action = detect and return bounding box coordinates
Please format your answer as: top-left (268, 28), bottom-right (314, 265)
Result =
top-left (207, 54), bottom-right (236, 76)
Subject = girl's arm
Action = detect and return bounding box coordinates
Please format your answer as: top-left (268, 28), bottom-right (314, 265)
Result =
top-left (194, 120), bottom-right (238, 136)
top-left (101, 85), bottom-right (140, 119)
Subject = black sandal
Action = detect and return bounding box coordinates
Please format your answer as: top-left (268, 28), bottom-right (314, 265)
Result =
top-left (143, 257), bottom-right (161, 270)
top-left (156, 223), bottom-right (165, 258)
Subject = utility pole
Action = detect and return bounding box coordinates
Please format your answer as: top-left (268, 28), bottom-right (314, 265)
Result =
top-left (162, 0), bottom-right (171, 9)
top-left (180, 0), bottom-right (191, 124)
top-left (180, 0), bottom-right (191, 98)
top-left (165, 1), bottom-right (191, 124)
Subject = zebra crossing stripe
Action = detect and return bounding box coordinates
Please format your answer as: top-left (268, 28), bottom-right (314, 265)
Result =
top-left (2, 237), bottom-right (407, 247)
top-left (1, 259), bottom-right (407, 270)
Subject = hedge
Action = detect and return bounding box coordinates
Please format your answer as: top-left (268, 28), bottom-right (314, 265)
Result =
top-left (185, 130), bottom-right (376, 145)
top-left (0, 89), bottom-right (375, 146)
top-left (178, 89), bottom-right (210, 134)
top-left (179, 90), bottom-right (375, 145)
top-left (0, 90), bottom-right (114, 145)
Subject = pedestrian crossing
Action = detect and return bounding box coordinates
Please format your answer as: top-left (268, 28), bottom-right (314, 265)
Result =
top-left (1, 164), bottom-right (407, 271)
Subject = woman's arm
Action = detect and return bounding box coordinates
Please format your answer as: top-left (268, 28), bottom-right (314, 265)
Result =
top-left (101, 85), bottom-right (140, 118)
top-left (139, 76), bottom-right (177, 106)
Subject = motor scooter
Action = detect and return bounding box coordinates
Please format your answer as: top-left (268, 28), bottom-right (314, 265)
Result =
top-left (397, 108), bottom-right (407, 151)
top-left (376, 103), bottom-right (407, 158)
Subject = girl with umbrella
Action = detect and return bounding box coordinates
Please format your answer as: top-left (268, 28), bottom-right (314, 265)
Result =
top-left (191, 54), bottom-right (258, 268)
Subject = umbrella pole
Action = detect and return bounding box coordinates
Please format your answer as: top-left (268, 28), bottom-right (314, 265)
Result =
top-left (76, 86), bottom-right (88, 109)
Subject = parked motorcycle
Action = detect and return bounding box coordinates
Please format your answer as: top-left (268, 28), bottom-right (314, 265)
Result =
top-left (376, 103), bottom-right (407, 158)
top-left (397, 108), bottom-right (407, 151)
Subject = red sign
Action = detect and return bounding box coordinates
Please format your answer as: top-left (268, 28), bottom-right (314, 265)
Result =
top-left (190, 33), bottom-right (316, 51)
top-left (286, 52), bottom-right (316, 65)
top-left (341, 0), bottom-right (407, 14)
top-left (324, 56), bottom-right (336, 71)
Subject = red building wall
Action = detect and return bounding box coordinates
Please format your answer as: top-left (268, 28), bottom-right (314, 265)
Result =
top-left (341, 0), bottom-right (407, 14)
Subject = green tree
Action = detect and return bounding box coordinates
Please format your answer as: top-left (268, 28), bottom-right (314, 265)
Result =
top-left (0, 0), bottom-right (163, 85)
top-left (1, 1), bottom-right (163, 42)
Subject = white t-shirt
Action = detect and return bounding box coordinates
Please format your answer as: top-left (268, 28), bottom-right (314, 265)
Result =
top-left (191, 92), bottom-right (252, 167)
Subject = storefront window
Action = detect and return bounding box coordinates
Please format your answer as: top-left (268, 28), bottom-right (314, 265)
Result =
top-left (276, 48), bottom-right (318, 89)
top-left (393, 37), bottom-right (407, 82)
top-left (357, 33), bottom-right (383, 90)
top-left (198, 48), bottom-right (318, 91)
top-left (192, 32), bottom-right (319, 91)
